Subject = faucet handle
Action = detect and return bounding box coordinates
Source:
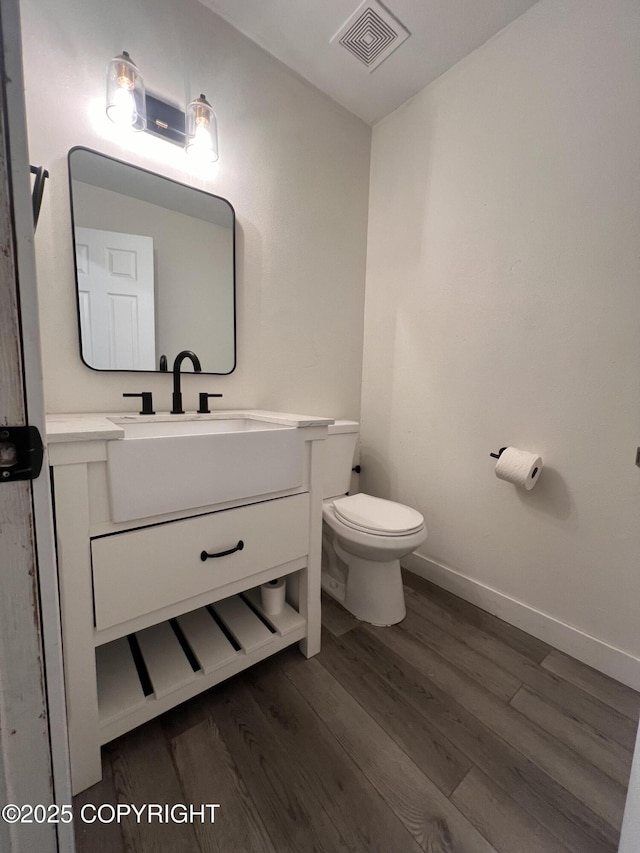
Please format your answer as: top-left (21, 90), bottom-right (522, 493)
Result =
top-left (197, 392), bottom-right (223, 414)
top-left (123, 392), bottom-right (155, 415)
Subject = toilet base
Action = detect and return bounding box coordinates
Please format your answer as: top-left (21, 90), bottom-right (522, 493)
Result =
top-left (321, 556), bottom-right (406, 627)
top-left (344, 554), bottom-right (406, 626)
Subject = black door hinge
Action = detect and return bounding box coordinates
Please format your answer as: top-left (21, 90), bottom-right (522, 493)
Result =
top-left (0, 425), bottom-right (44, 482)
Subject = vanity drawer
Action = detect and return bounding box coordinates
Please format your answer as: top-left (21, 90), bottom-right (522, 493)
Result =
top-left (91, 494), bottom-right (309, 631)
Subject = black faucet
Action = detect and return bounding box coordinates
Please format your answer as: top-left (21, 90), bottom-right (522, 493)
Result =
top-left (171, 350), bottom-right (202, 414)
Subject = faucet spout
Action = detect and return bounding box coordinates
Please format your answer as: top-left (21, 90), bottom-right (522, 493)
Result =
top-left (171, 350), bottom-right (202, 414)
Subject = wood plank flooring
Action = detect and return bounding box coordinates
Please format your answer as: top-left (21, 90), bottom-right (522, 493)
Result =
top-left (74, 571), bottom-right (639, 852)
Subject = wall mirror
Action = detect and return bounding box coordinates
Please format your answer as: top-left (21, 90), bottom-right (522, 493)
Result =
top-left (68, 147), bottom-right (236, 374)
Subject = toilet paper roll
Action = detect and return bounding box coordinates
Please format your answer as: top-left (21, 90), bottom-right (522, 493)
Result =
top-left (495, 447), bottom-right (542, 490)
top-left (260, 577), bottom-right (286, 615)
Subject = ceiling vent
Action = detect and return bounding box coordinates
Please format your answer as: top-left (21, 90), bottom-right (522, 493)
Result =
top-left (331, 0), bottom-right (410, 72)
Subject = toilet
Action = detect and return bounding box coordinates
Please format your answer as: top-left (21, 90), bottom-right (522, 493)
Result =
top-left (321, 421), bottom-right (427, 626)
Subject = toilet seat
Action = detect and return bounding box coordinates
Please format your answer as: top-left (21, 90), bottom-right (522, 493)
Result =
top-left (331, 493), bottom-right (424, 537)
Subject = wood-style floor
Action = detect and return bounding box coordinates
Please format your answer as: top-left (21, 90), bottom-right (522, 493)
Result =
top-left (75, 571), bottom-right (640, 852)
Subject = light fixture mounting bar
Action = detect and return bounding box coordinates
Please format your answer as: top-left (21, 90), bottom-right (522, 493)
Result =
top-left (145, 94), bottom-right (186, 145)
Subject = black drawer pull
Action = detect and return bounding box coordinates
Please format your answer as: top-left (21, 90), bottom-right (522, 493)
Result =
top-left (200, 540), bottom-right (244, 561)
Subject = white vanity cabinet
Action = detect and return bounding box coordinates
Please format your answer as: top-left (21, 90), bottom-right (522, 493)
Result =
top-left (47, 411), bottom-right (329, 794)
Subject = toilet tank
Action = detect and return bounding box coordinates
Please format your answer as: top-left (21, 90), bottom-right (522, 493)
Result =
top-left (322, 420), bottom-right (359, 499)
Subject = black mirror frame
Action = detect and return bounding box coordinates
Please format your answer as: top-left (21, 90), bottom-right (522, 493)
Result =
top-left (67, 145), bottom-right (237, 375)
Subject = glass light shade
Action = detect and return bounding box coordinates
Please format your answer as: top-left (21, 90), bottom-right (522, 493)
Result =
top-left (185, 94), bottom-right (218, 163)
top-left (106, 52), bottom-right (146, 131)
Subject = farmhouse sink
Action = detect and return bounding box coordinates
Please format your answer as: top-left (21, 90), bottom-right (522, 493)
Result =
top-left (106, 416), bottom-right (305, 522)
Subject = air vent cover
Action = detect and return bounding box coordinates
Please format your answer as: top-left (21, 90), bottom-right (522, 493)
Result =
top-left (331, 0), bottom-right (410, 72)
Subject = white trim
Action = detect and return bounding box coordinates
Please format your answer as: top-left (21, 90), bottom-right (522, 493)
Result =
top-left (0, 33), bottom-right (57, 853)
top-left (4, 0), bottom-right (73, 818)
top-left (2, 0), bottom-right (74, 848)
top-left (403, 553), bottom-right (640, 692)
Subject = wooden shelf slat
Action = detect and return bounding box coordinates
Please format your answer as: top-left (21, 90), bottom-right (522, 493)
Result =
top-left (211, 596), bottom-right (274, 654)
top-left (135, 622), bottom-right (198, 699)
top-left (176, 607), bottom-right (239, 673)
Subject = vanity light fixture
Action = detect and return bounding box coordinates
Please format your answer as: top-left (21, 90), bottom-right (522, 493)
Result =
top-left (186, 94), bottom-right (219, 163)
top-left (106, 51), bottom-right (147, 130)
top-left (106, 53), bottom-right (219, 162)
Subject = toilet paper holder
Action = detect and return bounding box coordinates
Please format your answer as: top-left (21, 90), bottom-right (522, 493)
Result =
top-left (489, 447), bottom-right (507, 459)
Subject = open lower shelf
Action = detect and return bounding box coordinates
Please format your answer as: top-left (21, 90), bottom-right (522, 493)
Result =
top-left (96, 588), bottom-right (306, 744)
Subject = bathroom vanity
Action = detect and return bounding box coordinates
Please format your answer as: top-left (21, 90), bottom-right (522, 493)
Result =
top-left (46, 410), bottom-right (331, 794)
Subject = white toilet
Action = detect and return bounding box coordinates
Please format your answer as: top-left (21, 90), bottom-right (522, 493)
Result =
top-left (321, 421), bottom-right (427, 626)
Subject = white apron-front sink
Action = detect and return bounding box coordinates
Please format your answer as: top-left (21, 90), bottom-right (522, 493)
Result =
top-left (106, 416), bottom-right (305, 522)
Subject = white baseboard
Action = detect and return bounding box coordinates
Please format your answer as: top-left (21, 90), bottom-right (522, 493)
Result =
top-left (402, 553), bottom-right (640, 692)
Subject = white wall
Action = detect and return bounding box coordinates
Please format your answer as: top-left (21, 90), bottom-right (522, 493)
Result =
top-left (20, 0), bottom-right (370, 417)
top-left (362, 0), bottom-right (640, 684)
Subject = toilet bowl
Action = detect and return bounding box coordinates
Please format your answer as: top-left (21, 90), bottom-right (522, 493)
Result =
top-left (320, 422), bottom-right (427, 626)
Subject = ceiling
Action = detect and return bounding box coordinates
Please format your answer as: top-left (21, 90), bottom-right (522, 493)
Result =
top-left (197, 0), bottom-right (540, 124)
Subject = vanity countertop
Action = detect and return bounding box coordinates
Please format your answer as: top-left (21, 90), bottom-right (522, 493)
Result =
top-left (45, 410), bottom-right (335, 444)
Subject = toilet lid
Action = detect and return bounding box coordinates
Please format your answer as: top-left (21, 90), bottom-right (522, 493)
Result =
top-left (332, 494), bottom-right (424, 535)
